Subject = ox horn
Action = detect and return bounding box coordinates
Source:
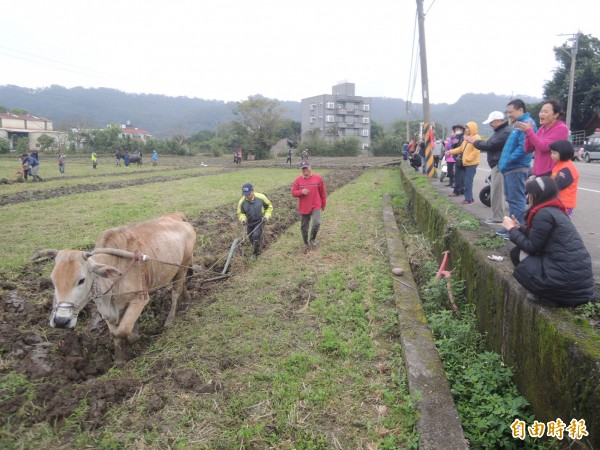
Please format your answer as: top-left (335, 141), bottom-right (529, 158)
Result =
top-left (91, 248), bottom-right (140, 260)
top-left (31, 249), bottom-right (59, 261)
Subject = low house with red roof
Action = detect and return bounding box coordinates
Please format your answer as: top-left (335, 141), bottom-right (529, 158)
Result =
top-left (119, 120), bottom-right (152, 142)
top-left (0, 113), bottom-right (66, 152)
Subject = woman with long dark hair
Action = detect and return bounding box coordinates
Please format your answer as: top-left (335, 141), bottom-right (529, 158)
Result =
top-left (501, 176), bottom-right (594, 306)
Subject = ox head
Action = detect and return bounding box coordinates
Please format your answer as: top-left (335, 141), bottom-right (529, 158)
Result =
top-left (32, 249), bottom-right (123, 329)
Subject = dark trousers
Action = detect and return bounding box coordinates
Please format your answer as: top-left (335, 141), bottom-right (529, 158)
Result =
top-left (247, 221), bottom-right (264, 255)
top-left (447, 161), bottom-right (455, 184)
top-left (247, 221), bottom-right (264, 245)
top-left (453, 165), bottom-right (465, 194)
top-left (300, 210), bottom-right (321, 244)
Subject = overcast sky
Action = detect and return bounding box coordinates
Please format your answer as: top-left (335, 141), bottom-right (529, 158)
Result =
top-left (1, 0), bottom-right (598, 106)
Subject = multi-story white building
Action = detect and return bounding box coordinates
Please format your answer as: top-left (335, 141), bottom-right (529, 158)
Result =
top-left (301, 83), bottom-right (371, 151)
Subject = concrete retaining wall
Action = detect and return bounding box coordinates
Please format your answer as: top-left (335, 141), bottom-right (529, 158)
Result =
top-left (399, 167), bottom-right (600, 447)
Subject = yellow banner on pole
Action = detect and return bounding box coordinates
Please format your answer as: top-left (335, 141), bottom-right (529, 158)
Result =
top-left (424, 122), bottom-right (435, 178)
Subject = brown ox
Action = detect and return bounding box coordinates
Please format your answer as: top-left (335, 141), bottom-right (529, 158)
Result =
top-left (33, 212), bottom-right (196, 365)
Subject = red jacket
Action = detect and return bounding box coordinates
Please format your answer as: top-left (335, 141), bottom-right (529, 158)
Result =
top-left (292, 173), bottom-right (327, 214)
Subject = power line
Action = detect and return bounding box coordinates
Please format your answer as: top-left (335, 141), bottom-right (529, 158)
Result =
top-left (0, 45), bottom-right (110, 81)
top-left (406, 10), bottom-right (420, 105)
top-left (425, 0), bottom-right (437, 15)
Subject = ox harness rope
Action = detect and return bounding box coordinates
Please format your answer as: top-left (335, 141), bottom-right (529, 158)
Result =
top-left (87, 218), bottom-right (266, 300)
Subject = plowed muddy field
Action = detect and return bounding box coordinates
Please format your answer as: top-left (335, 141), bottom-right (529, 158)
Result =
top-left (0, 158), bottom-right (393, 437)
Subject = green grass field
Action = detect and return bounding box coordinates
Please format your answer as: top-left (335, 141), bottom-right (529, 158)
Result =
top-left (1, 162), bottom-right (420, 448)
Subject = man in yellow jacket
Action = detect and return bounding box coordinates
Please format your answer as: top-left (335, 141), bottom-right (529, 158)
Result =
top-left (446, 121), bottom-right (480, 205)
top-left (237, 183), bottom-right (273, 260)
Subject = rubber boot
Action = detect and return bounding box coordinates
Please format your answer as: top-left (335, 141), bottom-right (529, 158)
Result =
top-left (251, 241), bottom-right (260, 260)
top-left (300, 229), bottom-right (310, 254)
top-left (309, 228), bottom-right (319, 247)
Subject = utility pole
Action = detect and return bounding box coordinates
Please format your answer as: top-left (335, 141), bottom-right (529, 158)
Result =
top-left (416, 0), bottom-right (430, 124)
top-left (416, 0), bottom-right (434, 177)
top-left (560, 32), bottom-right (580, 132)
top-left (405, 101), bottom-right (411, 142)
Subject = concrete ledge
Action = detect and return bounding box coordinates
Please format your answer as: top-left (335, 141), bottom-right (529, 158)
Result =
top-left (399, 167), bottom-right (600, 447)
top-left (382, 194), bottom-right (468, 450)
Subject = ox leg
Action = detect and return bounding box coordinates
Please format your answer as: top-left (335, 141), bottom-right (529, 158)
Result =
top-left (165, 267), bottom-right (188, 328)
top-left (113, 337), bottom-right (128, 366)
top-left (105, 317), bottom-right (135, 366)
top-left (114, 295), bottom-right (148, 343)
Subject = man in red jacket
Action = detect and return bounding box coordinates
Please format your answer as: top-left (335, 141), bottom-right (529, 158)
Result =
top-left (292, 161), bottom-right (327, 252)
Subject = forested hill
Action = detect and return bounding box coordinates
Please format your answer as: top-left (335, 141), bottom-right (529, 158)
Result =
top-left (0, 84), bottom-right (539, 138)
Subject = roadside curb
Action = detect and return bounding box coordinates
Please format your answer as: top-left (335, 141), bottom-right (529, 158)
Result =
top-left (382, 194), bottom-right (468, 450)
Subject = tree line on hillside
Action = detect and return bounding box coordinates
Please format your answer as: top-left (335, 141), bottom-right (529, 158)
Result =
top-left (2, 34), bottom-right (597, 159)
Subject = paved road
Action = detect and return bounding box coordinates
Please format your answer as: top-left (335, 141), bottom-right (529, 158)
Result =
top-left (430, 161), bottom-right (600, 280)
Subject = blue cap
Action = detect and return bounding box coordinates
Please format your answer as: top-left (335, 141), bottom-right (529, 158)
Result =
top-left (242, 183), bottom-right (253, 195)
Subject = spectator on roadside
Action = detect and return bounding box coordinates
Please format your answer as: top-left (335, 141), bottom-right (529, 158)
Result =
top-left (497, 99), bottom-right (536, 239)
top-left (237, 183), bottom-right (273, 260)
top-left (292, 161), bottom-right (327, 253)
top-left (433, 138), bottom-right (444, 169)
top-left (447, 124), bottom-right (466, 196)
top-left (418, 140), bottom-right (427, 174)
top-left (57, 151), bottom-right (66, 174)
top-left (409, 149), bottom-right (422, 172)
top-left (515, 99), bottom-right (569, 177)
top-left (501, 176), bottom-right (594, 307)
top-left (446, 122), bottom-right (480, 205)
top-left (403, 142), bottom-right (409, 160)
top-left (464, 111), bottom-right (511, 224)
top-left (444, 132), bottom-right (457, 188)
top-left (550, 140), bottom-right (579, 218)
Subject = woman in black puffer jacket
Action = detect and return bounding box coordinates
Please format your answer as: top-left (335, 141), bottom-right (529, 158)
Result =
top-left (501, 176), bottom-right (595, 306)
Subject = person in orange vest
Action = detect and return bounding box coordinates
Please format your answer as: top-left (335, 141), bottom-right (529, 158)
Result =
top-left (549, 140), bottom-right (579, 218)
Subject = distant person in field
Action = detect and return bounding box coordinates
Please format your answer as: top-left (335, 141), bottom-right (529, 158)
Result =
top-left (26, 153), bottom-right (42, 181)
top-left (57, 151), bottom-right (66, 174)
top-left (123, 151), bottom-right (130, 168)
top-left (292, 161), bottom-right (327, 253)
top-left (152, 150), bottom-right (158, 166)
top-left (286, 146), bottom-right (292, 166)
top-left (91, 152), bottom-right (97, 169)
top-left (301, 149), bottom-right (308, 161)
top-left (20, 154), bottom-right (31, 180)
